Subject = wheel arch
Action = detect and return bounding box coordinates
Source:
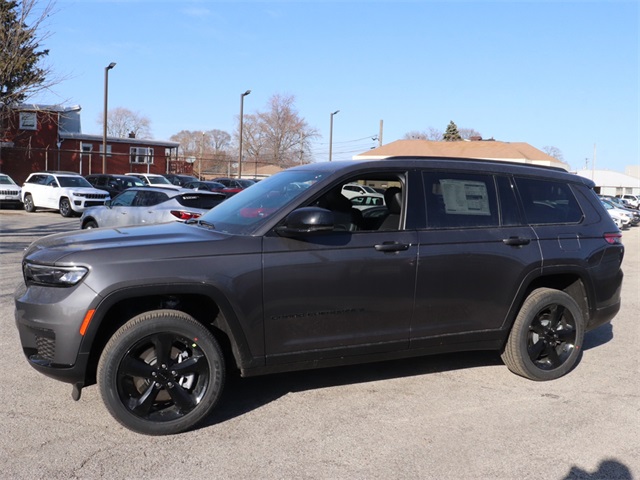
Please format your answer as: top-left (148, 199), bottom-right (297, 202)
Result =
top-left (79, 284), bottom-right (258, 387)
top-left (503, 271), bottom-right (590, 347)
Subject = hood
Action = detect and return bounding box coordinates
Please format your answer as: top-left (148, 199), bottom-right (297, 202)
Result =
top-left (24, 222), bottom-right (245, 265)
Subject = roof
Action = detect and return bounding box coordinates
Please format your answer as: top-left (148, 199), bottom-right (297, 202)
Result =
top-left (574, 169), bottom-right (640, 188)
top-left (354, 139), bottom-right (570, 170)
top-left (59, 132), bottom-right (179, 148)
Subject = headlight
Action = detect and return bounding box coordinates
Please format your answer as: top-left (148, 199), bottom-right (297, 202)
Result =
top-left (23, 262), bottom-right (88, 287)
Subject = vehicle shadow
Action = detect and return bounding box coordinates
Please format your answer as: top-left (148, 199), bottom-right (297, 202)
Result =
top-left (202, 350), bottom-right (503, 429)
top-left (582, 323), bottom-right (614, 351)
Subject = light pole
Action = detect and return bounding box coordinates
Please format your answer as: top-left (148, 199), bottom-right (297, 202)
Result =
top-left (238, 89), bottom-right (251, 178)
top-left (102, 62), bottom-right (116, 173)
top-left (329, 110), bottom-right (339, 161)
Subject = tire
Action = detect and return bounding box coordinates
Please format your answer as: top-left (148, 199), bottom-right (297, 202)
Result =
top-left (83, 220), bottom-right (98, 229)
top-left (59, 197), bottom-right (74, 217)
top-left (501, 288), bottom-right (584, 381)
top-left (97, 310), bottom-right (225, 435)
top-left (23, 194), bottom-right (36, 213)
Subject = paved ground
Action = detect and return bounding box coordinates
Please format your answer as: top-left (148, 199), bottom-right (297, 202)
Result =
top-left (0, 209), bottom-right (638, 480)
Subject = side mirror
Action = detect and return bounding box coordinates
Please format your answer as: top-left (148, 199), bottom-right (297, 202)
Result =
top-left (276, 207), bottom-right (334, 236)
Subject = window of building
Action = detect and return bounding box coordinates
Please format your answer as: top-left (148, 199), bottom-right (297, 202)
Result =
top-left (19, 112), bottom-right (37, 130)
top-left (130, 147), bottom-right (154, 164)
top-left (99, 144), bottom-right (112, 157)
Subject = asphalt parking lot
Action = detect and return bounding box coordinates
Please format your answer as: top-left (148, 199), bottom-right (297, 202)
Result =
top-left (1, 209), bottom-right (638, 480)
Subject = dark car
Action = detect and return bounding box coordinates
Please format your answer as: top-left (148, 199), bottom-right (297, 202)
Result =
top-left (15, 157), bottom-right (624, 435)
top-left (183, 180), bottom-right (228, 194)
top-left (86, 174), bottom-right (145, 198)
top-left (211, 177), bottom-right (255, 197)
top-left (163, 174), bottom-right (199, 187)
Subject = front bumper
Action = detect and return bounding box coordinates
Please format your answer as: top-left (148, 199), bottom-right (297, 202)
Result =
top-left (14, 281), bottom-right (100, 384)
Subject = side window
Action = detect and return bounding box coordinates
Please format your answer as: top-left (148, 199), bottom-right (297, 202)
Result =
top-left (136, 191), bottom-right (168, 206)
top-left (514, 177), bottom-right (584, 225)
top-left (311, 174), bottom-right (405, 232)
top-left (424, 172), bottom-right (499, 228)
top-left (111, 190), bottom-right (137, 207)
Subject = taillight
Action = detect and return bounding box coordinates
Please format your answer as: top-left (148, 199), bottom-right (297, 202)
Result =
top-left (604, 232), bottom-right (622, 245)
top-left (170, 210), bottom-right (202, 221)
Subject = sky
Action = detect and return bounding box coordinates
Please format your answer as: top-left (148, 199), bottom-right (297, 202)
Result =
top-left (30, 0), bottom-right (639, 172)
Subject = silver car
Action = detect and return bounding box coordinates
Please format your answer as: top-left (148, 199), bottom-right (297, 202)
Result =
top-left (80, 187), bottom-right (225, 229)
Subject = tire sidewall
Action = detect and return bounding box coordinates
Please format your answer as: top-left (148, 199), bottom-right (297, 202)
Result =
top-left (507, 288), bottom-right (585, 381)
top-left (59, 198), bottom-right (73, 217)
top-left (98, 310), bottom-right (225, 435)
top-left (24, 194), bottom-right (35, 212)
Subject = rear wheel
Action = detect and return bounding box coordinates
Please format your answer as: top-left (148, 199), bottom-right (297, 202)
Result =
top-left (97, 310), bottom-right (225, 435)
top-left (59, 197), bottom-right (74, 217)
top-left (502, 288), bottom-right (584, 381)
top-left (24, 194), bottom-right (36, 212)
top-left (83, 220), bottom-right (98, 229)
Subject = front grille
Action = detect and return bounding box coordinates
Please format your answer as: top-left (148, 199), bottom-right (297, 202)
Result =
top-left (35, 335), bottom-right (55, 361)
top-left (0, 190), bottom-right (20, 196)
top-left (83, 194), bottom-right (109, 199)
top-left (85, 200), bottom-right (107, 207)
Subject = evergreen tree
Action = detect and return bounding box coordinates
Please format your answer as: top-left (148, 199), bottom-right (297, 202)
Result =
top-left (443, 121), bottom-right (462, 141)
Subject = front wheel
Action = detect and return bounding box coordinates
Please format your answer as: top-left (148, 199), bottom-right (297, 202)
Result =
top-left (97, 310), bottom-right (225, 435)
top-left (501, 288), bottom-right (584, 381)
top-left (83, 220), bottom-right (98, 229)
top-left (24, 194), bottom-right (36, 212)
top-left (59, 197), bottom-right (74, 217)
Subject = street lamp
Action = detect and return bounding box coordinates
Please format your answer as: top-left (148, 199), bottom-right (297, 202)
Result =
top-left (329, 110), bottom-right (339, 161)
top-left (102, 62), bottom-right (116, 173)
top-left (238, 89), bottom-right (251, 178)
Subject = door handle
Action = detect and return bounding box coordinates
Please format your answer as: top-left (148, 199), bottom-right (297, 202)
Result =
top-left (374, 241), bottom-right (410, 252)
top-left (502, 236), bottom-right (531, 246)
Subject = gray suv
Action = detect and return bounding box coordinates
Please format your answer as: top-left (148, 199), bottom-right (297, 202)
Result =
top-left (15, 158), bottom-right (624, 435)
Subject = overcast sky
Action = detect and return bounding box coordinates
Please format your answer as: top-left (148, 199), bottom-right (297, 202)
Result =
top-left (33, 0), bottom-right (639, 172)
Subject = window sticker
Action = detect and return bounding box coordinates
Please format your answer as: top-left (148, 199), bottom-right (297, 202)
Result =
top-left (440, 179), bottom-right (490, 216)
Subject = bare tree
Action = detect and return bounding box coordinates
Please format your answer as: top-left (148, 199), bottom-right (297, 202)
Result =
top-left (1, 0), bottom-right (58, 132)
top-left (97, 107), bottom-right (152, 139)
top-left (458, 127), bottom-right (482, 140)
top-left (403, 127), bottom-right (443, 140)
top-left (170, 128), bottom-right (232, 176)
top-left (239, 94), bottom-right (319, 169)
top-left (542, 145), bottom-right (564, 161)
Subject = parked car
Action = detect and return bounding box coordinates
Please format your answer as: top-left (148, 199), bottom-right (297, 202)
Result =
top-left (125, 173), bottom-right (182, 190)
top-left (184, 180), bottom-right (231, 196)
top-left (80, 187), bottom-right (226, 229)
top-left (211, 177), bottom-right (255, 197)
top-left (600, 198), bottom-right (638, 227)
top-left (163, 174), bottom-right (199, 187)
top-left (0, 173), bottom-right (23, 208)
top-left (86, 174), bottom-right (145, 198)
top-left (21, 171), bottom-right (110, 217)
top-left (600, 196), bottom-right (640, 222)
top-left (350, 194), bottom-right (385, 210)
top-left (341, 182), bottom-right (385, 200)
top-left (616, 194), bottom-right (640, 209)
top-left (15, 157), bottom-right (623, 435)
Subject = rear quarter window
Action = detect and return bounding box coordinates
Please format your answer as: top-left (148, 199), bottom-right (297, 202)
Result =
top-left (177, 194), bottom-right (225, 209)
top-left (514, 177), bottom-right (583, 225)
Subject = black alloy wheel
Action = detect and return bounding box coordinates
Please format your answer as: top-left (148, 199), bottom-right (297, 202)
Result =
top-left (24, 194), bottom-right (36, 212)
top-left (59, 197), bottom-right (73, 217)
top-left (98, 310), bottom-right (225, 435)
top-left (502, 288), bottom-right (584, 381)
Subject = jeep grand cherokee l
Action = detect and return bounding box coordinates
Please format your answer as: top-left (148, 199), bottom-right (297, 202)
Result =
top-left (15, 157), bottom-right (624, 435)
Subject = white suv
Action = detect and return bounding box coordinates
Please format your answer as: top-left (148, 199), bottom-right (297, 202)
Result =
top-left (617, 194), bottom-right (639, 209)
top-left (22, 172), bottom-right (110, 217)
top-left (125, 173), bottom-right (181, 190)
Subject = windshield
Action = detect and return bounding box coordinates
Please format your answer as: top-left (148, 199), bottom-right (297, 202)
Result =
top-left (0, 175), bottom-right (17, 185)
top-left (148, 176), bottom-right (172, 185)
top-left (197, 169), bottom-right (326, 235)
top-left (58, 176), bottom-right (93, 188)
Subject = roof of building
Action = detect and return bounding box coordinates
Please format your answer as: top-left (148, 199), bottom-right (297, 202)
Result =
top-left (574, 169), bottom-right (640, 188)
top-left (354, 139), bottom-right (569, 170)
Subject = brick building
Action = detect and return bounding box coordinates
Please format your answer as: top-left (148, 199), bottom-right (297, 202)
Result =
top-left (0, 104), bottom-right (187, 184)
